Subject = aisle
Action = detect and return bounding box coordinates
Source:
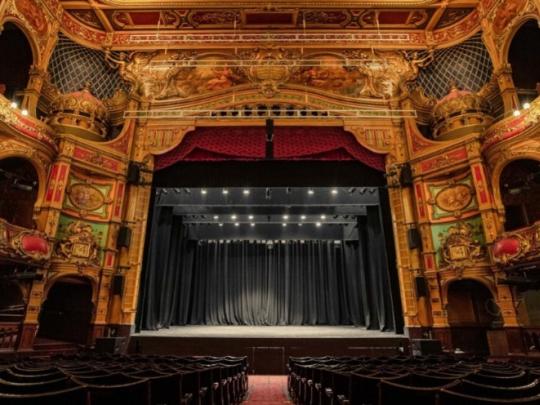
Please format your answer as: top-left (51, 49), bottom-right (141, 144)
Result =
top-left (243, 375), bottom-right (292, 405)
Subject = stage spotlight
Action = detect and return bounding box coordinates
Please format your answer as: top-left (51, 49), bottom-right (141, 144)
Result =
top-left (316, 222), bottom-right (322, 227)
top-left (21, 109), bottom-right (28, 116)
top-left (282, 215), bottom-right (289, 220)
top-left (243, 189), bottom-right (250, 196)
top-left (222, 189), bottom-right (229, 195)
top-left (320, 215), bottom-right (326, 220)
top-left (308, 189), bottom-right (314, 195)
top-left (248, 215), bottom-right (254, 220)
top-left (331, 188), bottom-right (338, 195)
top-left (234, 222), bottom-right (240, 227)
top-left (231, 214), bottom-right (237, 220)
top-left (213, 215), bottom-right (219, 220)
top-left (300, 215), bottom-right (306, 220)
top-left (201, 189), bottom-right (207, 195)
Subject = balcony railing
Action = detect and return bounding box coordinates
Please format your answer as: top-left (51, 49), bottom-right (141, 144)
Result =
top-left (492, 222), bottom-right (540, 266)
top-left (0, 218), bottom-right (52, 264)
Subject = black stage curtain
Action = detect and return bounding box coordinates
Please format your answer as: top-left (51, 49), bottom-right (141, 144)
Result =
top-left (137, 207), bottom-right (399, 331)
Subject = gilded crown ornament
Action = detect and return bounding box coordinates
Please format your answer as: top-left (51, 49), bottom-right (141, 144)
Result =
top-left (431, 82), bottom-right (492, 140)
top-left (47, 83), bottom-right (110, 141)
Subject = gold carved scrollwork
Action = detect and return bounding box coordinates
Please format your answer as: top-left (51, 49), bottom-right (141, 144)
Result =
top-left (434, 184), bottom-right (474, 214)
top-left (144, 125), bottom-right (195, 155)
top-left (55, 221), bottom-right (99, 266)
top-left (438, 222), bottom-right (485, 270)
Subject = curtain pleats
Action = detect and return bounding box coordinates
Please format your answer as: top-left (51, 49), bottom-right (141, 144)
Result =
top-left (137, 207), bottom-right (398, 331)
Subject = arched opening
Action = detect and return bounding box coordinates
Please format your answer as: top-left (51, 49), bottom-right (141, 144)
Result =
top-left (37, 277), bottom-right (94, 345)
top-left (508, 20), bottom-right (540, 104)
top-left (499, 159), bottom-right (540, 231)
top-left (447, 279), bottom-right (502, 354)
top-left (0, 23), bottom-right (33, 101)
top-left (0, 157), bottom-right (39, 228)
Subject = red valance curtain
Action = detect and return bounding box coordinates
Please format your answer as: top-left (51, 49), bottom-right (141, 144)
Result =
top-left (155, 126), bottom-right (385, 172)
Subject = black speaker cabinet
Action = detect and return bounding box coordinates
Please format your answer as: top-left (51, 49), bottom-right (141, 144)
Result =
top-left (95, 337), bottom-right (127, 354)
top-left (117, 226), bottom-right (132, 248)
top-left (407, 227), bottom-right (421, 250)
top-left (112, 275), bottom-right (124, 295)
top-left (399, 163), bottom-right (413, 187)
top-left (415, 276), bottom-right (429, 298)
top-left (410, 339), bottom-right (442, 355)
top-left (127, 162), bottom-right (141, 185)
top-left (265, 118), bottom-right (274, 141)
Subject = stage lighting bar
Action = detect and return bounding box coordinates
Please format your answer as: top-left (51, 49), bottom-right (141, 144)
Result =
top-left (124, 108), bottom-right (416, 120)
top-left (127, 32), bottom-right (413, 47)
top-left (181, 214), bottom-right (358, 225)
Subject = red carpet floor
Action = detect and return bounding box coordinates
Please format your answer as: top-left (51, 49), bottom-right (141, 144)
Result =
top-left (244, 375), bottom-right (292, 405)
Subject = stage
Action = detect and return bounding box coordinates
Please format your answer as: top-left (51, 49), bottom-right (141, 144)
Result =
top-left (134, 325), bottom-right (399, 339)
top-left (129, 326), bottom-right (408, 374)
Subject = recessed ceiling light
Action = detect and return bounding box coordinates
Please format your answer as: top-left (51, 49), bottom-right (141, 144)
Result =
top-left (283, 215), bottom-right (289, 220)
top-left (248, 215), bottom-right (254, 220)
top-left (219, 223), bottom-right (223, 227)
top-left (298, 223), bottom-right (303, 227)
top-left (243, 189), bottom-right (250, 195)
top-left (222, 189), bottom-right (229, 195)
top-left (201, 189), bottom-right (207, 195)
top-left (316, 222), bottom-right (322, 227)
top-left (231, 214), bottom-right (237, 220)
top-left (300, 215), bottom-right (306, 220)
top-left (331, 189), bottom-right (338, 195)
top-left (308, 189), bottom-right (314, 195)
top-left (282, 223), bottom-right (287, 227)
top-left (234, 222), bottom-right (240, 227)
top-left (320, 215), bottom-right (326, 220)
top-left (250, 223), bottom-right (255, 227)
top-left (213, 215), bottom-right (219, 220)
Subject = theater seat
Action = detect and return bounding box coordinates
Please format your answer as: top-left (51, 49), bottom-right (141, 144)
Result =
top-left (0, 385), bottom-right (88, 405)
top-left (439, 389), bottom-right (540, 404)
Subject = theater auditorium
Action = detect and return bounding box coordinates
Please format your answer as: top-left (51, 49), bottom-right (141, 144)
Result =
top-left (1, 0), bottom-right (540, 403)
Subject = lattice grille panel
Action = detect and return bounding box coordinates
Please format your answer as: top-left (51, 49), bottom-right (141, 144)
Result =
top-left (48, 34), bottom-right (128, 99)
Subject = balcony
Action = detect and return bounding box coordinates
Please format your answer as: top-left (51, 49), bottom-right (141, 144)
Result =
top-left (492, 222), bottom-right (540, 267)
top-left (0, 218), bottom-right (51, 265)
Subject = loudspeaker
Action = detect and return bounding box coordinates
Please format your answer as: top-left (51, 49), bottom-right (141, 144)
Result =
top-left (95, 337), bottom-right (127, 354)
top-left (399, 163), bottom-right (413, 187)
top-left (127, 162), bottom-right (140, 185)
top-left (112, 275), bottom-right (124, 295)
top-left (265, 118), bottom-right (274, 141)
top-left (415, 276), bottom-right (429, 298)
top-left (117, 226), bottom-right (132, 248)
top-left (410, 339), bottom-right (442, 355)
top-left (407, 227), bottom-right (421, 250)
top-left (265, 140), bottom-right (274, 160)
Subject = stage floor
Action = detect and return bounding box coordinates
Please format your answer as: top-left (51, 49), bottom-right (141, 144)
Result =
top-left (134, 325), bottom-right (400, 339)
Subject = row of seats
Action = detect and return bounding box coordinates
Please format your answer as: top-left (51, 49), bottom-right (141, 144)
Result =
top-left (0, 353), bottom-right (248, 405)
top-left (288, 355), bottom-right (540, 405)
